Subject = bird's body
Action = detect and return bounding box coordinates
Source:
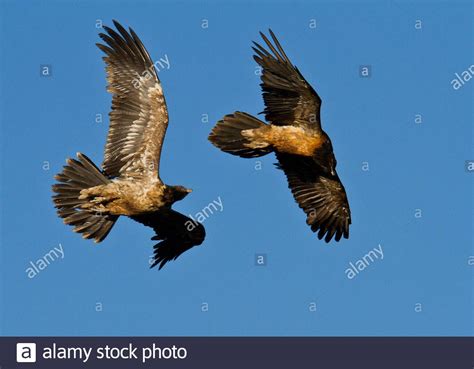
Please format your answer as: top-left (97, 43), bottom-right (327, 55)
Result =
top-left (209, 30), bottom-right (351, 242)
top-left (52, 21), bottom-right (205, 269)
top-left (241, 124), bottom-right (326, 157)
top-left (79, 178), bottom-right (166, 216)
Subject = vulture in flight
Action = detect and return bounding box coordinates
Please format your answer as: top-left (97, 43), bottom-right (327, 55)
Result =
top-left (52, 21), bottom-right (205, 269)
top-left (209, 30), bottom-right (351, 242)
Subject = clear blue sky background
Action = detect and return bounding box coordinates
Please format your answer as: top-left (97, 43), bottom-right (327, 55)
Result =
top-left (0, 0), bottom-right (472, 336)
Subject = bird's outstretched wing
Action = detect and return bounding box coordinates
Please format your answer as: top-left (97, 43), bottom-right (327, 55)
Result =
top-left (131, 209), bottom-right (206, 270)
top-left (97, 20), bottom-right (168, 180)
top-left (276, 153), bottom-right (351, 242)
top-left (253, 30), bottom-right (322, 131)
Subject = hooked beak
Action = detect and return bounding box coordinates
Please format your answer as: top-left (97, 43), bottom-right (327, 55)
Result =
top-left (186, 188), bottom-right (193, 193)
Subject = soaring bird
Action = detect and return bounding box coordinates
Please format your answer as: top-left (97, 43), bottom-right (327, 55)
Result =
top-left (52, 21), bottom-right (205, 269)
top-left (209, 30), bottom-right (351, 242)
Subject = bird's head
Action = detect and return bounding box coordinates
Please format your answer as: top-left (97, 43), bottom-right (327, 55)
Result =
top-left (165, 185), bottom-right (192, 203)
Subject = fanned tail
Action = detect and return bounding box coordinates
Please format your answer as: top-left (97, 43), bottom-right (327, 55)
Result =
top-left (208, 111), bottom-right (272, 158)
top-left (52, 152), bottom-right (118, 243)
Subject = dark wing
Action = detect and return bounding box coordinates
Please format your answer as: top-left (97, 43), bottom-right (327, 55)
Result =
top-left (253, 30), bottom-right (322, 131)
top-left (97, 20), bottom-right (169, 180)
top-left (131, 209), bottom-right (206, 270)
top-left (276, 153), bottom-right (351, 242)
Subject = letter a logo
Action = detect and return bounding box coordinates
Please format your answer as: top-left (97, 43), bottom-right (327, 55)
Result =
top-left (16, 343), bottom-right (37, 363)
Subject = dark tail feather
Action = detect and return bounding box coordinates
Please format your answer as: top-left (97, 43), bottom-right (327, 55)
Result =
top-left (208, 111), bottom-right (272, 158)
top-left (52, 152), bottom-right (118, 243)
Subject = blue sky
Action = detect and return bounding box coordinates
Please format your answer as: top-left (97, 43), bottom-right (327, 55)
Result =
top-left (0, 0), bottom-right (472, 336)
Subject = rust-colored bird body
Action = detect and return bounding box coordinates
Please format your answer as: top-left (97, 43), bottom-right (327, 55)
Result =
top-left (241, 125), bottom-right (326, 157)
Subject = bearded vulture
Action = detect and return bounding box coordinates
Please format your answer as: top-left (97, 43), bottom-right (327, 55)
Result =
top-left (52, 20), bottom-right (205, 269)
top-left (209, 30), bottom-right (351, 242)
